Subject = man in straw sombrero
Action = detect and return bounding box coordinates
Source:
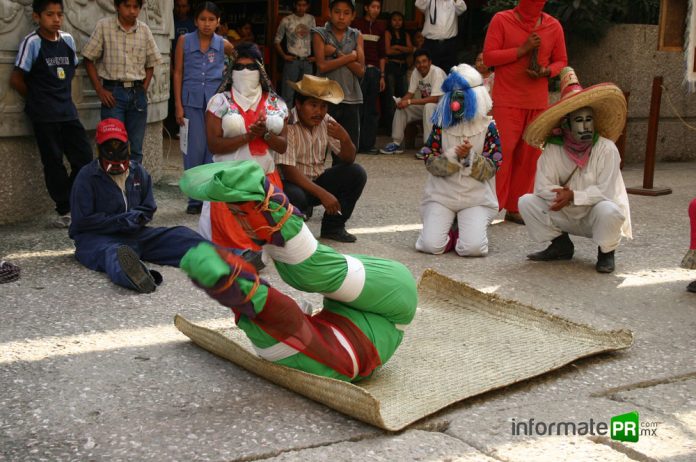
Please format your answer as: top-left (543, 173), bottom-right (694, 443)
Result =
top-left (518, 67), bottom-right (632, 273)
top-left (274, 74), bottom-right (367, 243)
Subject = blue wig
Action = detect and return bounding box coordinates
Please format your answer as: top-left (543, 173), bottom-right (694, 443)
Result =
top-left (431, 72), bottom-right (479, 128)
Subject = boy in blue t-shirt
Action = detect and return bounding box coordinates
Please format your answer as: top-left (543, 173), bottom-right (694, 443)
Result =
top-left (9, 0), bottom-right (93, 228)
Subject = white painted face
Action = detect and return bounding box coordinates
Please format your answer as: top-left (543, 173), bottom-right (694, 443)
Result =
top-left (567, 107), bottom-right (595, 142)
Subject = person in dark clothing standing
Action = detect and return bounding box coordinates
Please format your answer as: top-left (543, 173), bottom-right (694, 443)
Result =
top-left (9, 0), bottom-right (93, 228)
top-left (383, 11), bottom-right (413, 130)
top-left (352, 0), bottom-right (386, 154)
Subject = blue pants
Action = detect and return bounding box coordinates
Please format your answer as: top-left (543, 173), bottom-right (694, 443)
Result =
top-left (358, 66), bottom-right (381, 151)
top-left (101, 85), bottom-right (148, 164)
top-left (183, 105), bottom-right (214, 207)
top-left (74, 226), bottom-right (205, 290)
top-left (281, 58), bottom-right (313, 106)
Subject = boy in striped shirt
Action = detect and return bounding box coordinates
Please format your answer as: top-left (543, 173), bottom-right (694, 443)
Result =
top-left (275, 75), bottom-right (366, 243)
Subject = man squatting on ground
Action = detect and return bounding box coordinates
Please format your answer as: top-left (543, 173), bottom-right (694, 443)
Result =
top-left (380, 49), bottom-right (447, 158)
top-left (69, 119), bottom-right (205, 293)
top-left (179, 160), bottom-right (417, 382)
top-left (518, 67), bottom-right (631, 274)
top-left (680, 199), bottom-right (696, 293)
top-left (276, 75), bottom-right (367, 244)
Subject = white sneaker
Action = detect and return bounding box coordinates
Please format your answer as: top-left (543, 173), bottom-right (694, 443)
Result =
top-left (53, 213), bottom-right (71, 228)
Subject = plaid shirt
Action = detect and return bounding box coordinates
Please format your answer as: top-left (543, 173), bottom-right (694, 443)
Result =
top-left (82, 17), bottom-right (161, 81)
top-left (275, 108), bottom-right (342, 180)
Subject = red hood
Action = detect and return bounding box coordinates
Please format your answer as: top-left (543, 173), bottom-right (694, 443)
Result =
top-left (514, 0), bottom-right (547, 30)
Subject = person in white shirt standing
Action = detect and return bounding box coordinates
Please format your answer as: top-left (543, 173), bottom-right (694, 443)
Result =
top-left (519, 67), bottom-right (631, 274)
top-left (275, 0), bottom-right (316, 105)
top-left (415, 0), bottom-right (467, 73)
top-left (380, 49), bottom-right (446, 159)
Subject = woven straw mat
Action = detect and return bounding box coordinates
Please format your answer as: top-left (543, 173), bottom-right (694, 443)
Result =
top-left (175, 269), bottom-right (633, 431)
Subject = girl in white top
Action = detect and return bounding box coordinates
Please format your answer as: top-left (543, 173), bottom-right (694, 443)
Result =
top-left (201, 42), bottom-right (289, 250)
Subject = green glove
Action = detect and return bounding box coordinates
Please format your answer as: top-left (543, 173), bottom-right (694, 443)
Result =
top-left (180, 243), bottom-right (231, 288)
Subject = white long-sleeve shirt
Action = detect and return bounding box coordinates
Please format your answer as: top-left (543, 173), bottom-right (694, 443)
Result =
top-left (415, 0), bottom-right (467, 40)
top-left (533, 136), bottom-right (632, 239)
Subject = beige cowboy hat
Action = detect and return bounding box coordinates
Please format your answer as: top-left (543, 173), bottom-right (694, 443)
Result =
top-left (523, 67), bottom-right (627, 147)
top-left (288, 75), bottom-right (345, 105)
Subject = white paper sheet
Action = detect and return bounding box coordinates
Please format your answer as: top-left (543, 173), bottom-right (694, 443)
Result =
top-left (179, 118), bottom-right (189, 154)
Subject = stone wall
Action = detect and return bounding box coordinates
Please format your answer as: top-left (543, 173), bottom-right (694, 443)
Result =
top-left (0, 0), bottom-right (173, 225)
top-left (568, 24), bottom-right (696, 163)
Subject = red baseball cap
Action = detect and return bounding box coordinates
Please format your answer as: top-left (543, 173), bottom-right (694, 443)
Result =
top-left (96, 118), bottom-right (129, 145)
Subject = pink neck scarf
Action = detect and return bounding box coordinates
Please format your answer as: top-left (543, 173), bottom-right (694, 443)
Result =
top-left (554, 127), bottom-right (593, 168)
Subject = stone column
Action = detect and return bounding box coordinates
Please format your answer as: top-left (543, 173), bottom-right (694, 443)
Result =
top-left (0, 0), bottom-right (173, 225)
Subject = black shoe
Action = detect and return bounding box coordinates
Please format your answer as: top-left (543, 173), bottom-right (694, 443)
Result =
top-left (596, 248), bottom-right (615, 273)
top-left (186, 204), bottom-right (202, 215)
top-left (505, 212), bottom-right (525, 225)
top-left (527, 233), bottom-right (574, 261)
top-left (116, 245), bottom-right (157, 293)
top-left (687, 280), bottom-right (696, 293)
top-left (320, 228), bottom-right (357, 243)
top-left (359, 147), bottom-right (379, 155)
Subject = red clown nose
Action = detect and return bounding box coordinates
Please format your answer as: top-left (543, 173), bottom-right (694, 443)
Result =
top-left (450, 100), bottom-right (461, 112)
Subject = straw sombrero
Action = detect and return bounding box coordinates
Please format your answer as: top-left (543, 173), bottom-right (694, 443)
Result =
top-left (288, 75), bottom-right (345, 105)
top-left (523, 67), bottom-right (627, 147)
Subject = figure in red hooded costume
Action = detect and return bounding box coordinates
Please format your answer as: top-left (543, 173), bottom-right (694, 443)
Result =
top-left (483, 0), bottom-right (567, 224)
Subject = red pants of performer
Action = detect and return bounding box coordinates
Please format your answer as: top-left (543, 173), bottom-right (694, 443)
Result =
top-left (209, 170), bottom-right (283, 251)
top-left (493, 106), bottom-right (543, 213)
top-left (689, 198), bottom-right (696, 250)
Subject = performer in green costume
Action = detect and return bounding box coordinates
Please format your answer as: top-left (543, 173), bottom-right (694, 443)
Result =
top-left (180, 160), bottom-right (418, 382)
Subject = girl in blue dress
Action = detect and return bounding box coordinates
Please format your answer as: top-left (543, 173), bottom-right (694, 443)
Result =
top-left (174, 2), bottom-right (236, 214)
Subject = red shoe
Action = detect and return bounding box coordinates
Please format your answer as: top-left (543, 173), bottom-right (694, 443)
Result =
top-left (444, 228), bottom-right (458, 253)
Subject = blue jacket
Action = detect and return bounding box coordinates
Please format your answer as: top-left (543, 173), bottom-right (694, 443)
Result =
top-left (69, 160), bottom-right (156, 240)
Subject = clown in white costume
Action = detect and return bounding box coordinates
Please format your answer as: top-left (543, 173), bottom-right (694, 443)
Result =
top-left (415, 64), bottom-right (502, 257)
top-left (519, 67), bottom-right (631, 273)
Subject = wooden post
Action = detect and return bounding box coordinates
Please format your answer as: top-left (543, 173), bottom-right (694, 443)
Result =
top-left (616, 91), bottom-right (630, 170)
top-left (626, 76), bottom-right (672, 196)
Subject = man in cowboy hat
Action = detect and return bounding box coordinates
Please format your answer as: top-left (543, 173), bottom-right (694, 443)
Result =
top-left (518, 67), bottom-right (631, 273)
top-left (69, 118), bottom-right (206, 293)
top-left (275, 74), bottom-right (366, 243)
